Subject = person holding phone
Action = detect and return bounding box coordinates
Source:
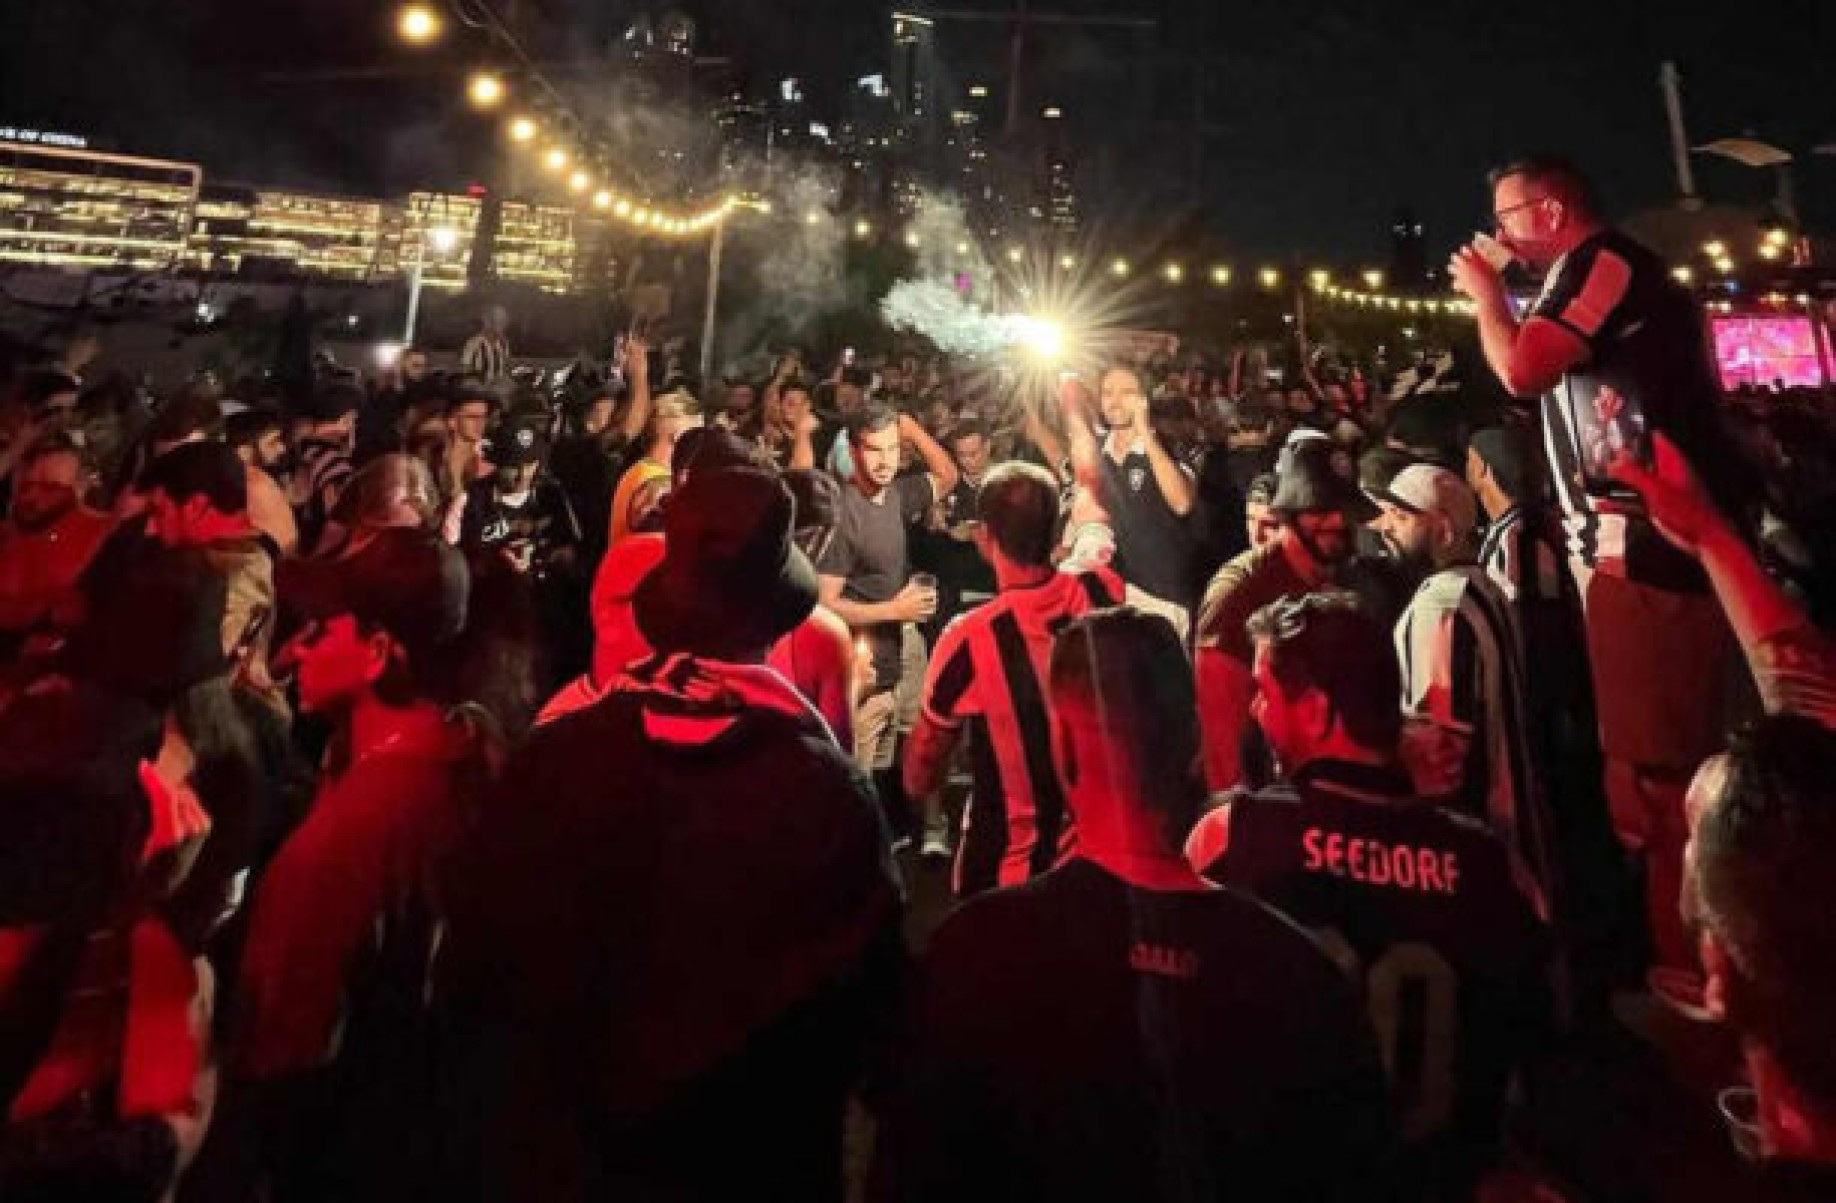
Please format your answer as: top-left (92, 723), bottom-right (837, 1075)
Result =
top-left (1449, 154), bottom-right (1749, 1000)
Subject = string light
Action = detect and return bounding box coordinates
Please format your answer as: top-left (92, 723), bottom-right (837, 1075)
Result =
top-left (567, 170), bottom-right (590, 193)
top-left (508, 116), bottom-right (539, 142)
top-left (1258, 267), bottom-right (1281, 289)
top-left (1362, 269), bottom-right (1384, 289)
top-left (467, 72), bottom-right (506, 108)
top-left (854, 219), bottom-right (873, 238)
top-left (1110, 258), bottom-right (1130, 277)
top-left (397, 4), bottom-right (442, 44)
top-left (592, 190), bottom-right (612, 209)
top-left (1210, 265), bottom-right (1231, 286)
top-left (1059, 253), bottom-right (1077, 270)
top-left (1671, 265), bottom-right (1694, 284)
top-left (1308, 269), bottom-right (1331, 290)
top-left (1163, 262), bottom-right (1184, 283)
top-left (543, 147), bottom-right (569, 172)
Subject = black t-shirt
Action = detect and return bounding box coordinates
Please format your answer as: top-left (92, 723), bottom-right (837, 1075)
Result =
top-left (885, 856), bottom-right (1394, 1202)
top-left (459, 477), bottom-right (579, 567)
top-left (817, 473), bottom-right (934, 688)
top-left (1200, 760), bottom-right (1548, 1188)
top-left (1099, 444), bottom-right (1196, 610)
top-left (547, 433), bottom-right (622, 558)
top-left (1529, 227), bottom-right (1741, 592)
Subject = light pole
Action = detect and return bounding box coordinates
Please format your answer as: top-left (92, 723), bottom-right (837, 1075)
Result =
top-left (404, 225), bottom-right (459, 344)
top-left (698, 217), bottom-right (726, 388)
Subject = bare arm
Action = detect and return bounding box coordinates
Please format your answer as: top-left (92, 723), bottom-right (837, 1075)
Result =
top-left (1021, 403), bottom-right (1068, 484)
top-left (613, 339), bottom-right (653, 443)
top-left (1196, 648), bottom-right (1255, 791)
top-left (1452, 247), bottom-right (1589, 399)
top-left (820, 574), bottom-right (920, 628)
top-left (1140, 427), bottom-right (1196, 516)
top-left (898, 413), bottom-right (959, 499)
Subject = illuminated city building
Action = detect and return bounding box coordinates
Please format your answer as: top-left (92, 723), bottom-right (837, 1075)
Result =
top-left (190, 184), bottom-right (397, 281)
top-left (492, 199), bottom-right (577, 292)
top-left (0, 139), bottom-right (200, 270)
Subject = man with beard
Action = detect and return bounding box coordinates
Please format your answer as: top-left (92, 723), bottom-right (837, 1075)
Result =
top-left (1073, 363), bottom-right (1198, 615)
top-left (0, 435), bottom-right (113, 642)
top-left (226, 406), bottom-right (302, 556)
top-left (1196, 441), bottom-right (1374, 791)
top-left (1371, 464), bottom-right (1556, 918)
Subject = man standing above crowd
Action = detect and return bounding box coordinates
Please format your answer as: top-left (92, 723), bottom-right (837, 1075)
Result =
top-left (1372, 464), bottom-right (1556, 918)
top-left (1450, 154), bottom-right (1744, 995)
top-left (817, 405), bottom-right (958, 828)
top-left (1196, 441), bottom-right (1372, 790)
top-left (906, 463), bottom-right (1125, 895)
top-left (887, 609), bottom-right (1393, 1201)
top-left (1189, 592), bottom-right (1548, 1199)
top-left (460, 306), bottom-right (512, 382)
top-left (1072, 363), bottom-right (1198, 615)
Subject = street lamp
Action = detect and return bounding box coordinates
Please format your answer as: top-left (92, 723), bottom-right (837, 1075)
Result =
top-left (397, 4), bottom-right (443, 44)
top-left (404, 226), bottom-right (459, 344)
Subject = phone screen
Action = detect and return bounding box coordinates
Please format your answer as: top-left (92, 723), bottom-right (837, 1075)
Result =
top-left (1572, 380), bottom-right (1650, 504)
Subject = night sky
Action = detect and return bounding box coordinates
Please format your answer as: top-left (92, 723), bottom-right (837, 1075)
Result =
top-left (3, 0), bottom-right (1832, 262)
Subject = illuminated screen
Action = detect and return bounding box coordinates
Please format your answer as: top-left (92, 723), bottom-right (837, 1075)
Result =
top-left (1711, 316), bottom-right (1826, 390)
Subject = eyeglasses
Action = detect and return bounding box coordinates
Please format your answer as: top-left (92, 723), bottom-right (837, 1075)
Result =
top-left (1492, 196), bottom-right (1550, 228)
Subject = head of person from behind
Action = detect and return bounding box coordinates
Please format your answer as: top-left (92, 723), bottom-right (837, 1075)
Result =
top-left (1246, 592), bottom-right (1402, 779)
top-left (1685, 716), bottom-right (1836, 1166)
top-left (1049, 608), bottom-right (1208, 870)
top-left (281, 529), bottom-right (468, 716)
top-left (1465, 425), bottom-right (1532, 520)
top-left (481, 305), bottom-right (509, 338)
top-left (646, 393), bottom-right (700, 462)
top-left (1487, 155), bottom-right (1602, 274)
top-left (849, 405), bottom-right (903, 495)
top-left (1098, 363), bottom-right (1149, 434)
top-left (973, 462), bottom-right (1060, 578)
top-left (1370, 464), bottom-right (1480, 580)
top-left (11, 437), bottom-right (86, 532)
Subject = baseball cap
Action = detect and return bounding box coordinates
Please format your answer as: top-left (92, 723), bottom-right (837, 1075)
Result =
top-left (140, 440), bottom-right (249, 514)
top-left (279, 527), bottom-right (469, 667)
top-left (303, 381), bottom-right (364, 424)
top-left (490, 416), bottom-right (549, 469)
top-left (1375, 464), bottom-right (1479, 542)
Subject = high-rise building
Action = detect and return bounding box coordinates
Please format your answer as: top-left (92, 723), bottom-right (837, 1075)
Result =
top-left (890, 12), bottom-right (941, 183)
top-left (1044, 149), bottom-right (1079, 235)
top-left (1389, 206), bottom-right (1429, 290)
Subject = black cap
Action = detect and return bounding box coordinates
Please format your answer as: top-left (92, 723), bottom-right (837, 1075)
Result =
top-left (1271, 440), bottom-right (1378, 523)
top-left (280, 528), bottom-right (469, 667)
top-left (490, 417), bottom-right (549, 469)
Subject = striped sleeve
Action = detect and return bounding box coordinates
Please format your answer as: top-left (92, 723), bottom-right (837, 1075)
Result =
top-left (921, 619), bottom-right (979, 729)
top-left (1531, 241), bottom-right (1632, 348)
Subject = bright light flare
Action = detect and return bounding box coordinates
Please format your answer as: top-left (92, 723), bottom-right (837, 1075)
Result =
top-left (1018, 316), bottom-right (1066, 362)
top-left (427, 226), bottom-right (459, 254)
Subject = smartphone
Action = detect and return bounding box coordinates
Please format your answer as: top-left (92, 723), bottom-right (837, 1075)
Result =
top-left (1574, 381), bottom-right (1651, 504)
top-left (842, 347), bottom-right (856, 367)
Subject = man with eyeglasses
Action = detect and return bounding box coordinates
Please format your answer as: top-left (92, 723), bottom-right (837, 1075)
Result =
top-left (1449, 155), bottom-right (1746, 1006)
top-left (1196, 441), bottom-right (1376, 791)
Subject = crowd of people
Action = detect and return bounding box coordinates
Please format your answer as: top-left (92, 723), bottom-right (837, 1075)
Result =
top-left (0, 155), bottom-right (1833, 1201)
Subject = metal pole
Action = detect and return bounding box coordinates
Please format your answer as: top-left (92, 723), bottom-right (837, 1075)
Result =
top-left (1660, 62), bottom-right (1699, 204)
top-left (404, 243), bottom-right (426, 344)
top-left (699, 217), bottom-right (726, 387)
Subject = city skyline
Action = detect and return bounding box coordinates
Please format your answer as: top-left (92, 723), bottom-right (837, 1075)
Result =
top-left (1, 0), bottom-right (1831, 261)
